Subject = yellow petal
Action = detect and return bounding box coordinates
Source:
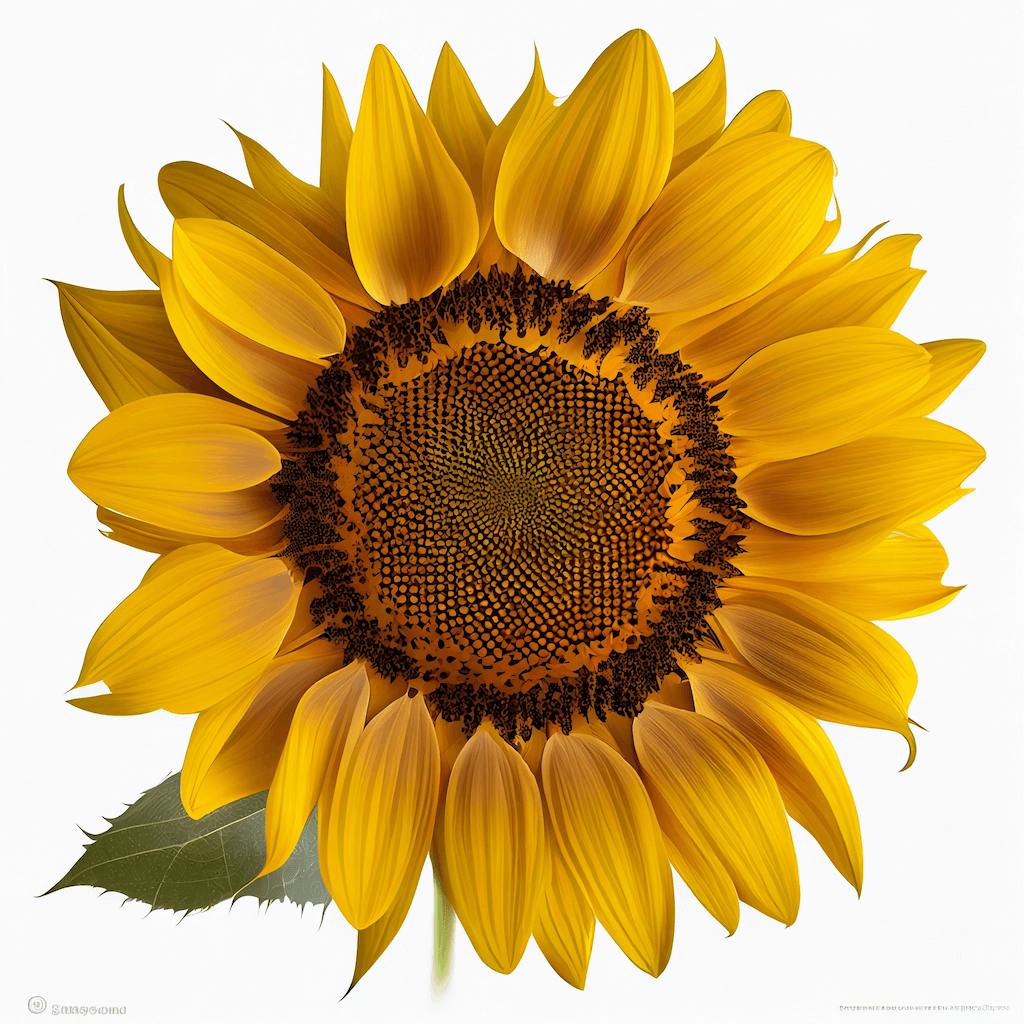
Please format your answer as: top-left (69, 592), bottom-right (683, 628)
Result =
top-left (171, 219), bottom-right (346, 361)
top-left (320, 692), bottom-right (440, 929)
top-left (427, 43), bottom-right (495, 228)
top-left (674, 231), bottom-right (923, 379)
top-left (349, 854), bottom-right (423, 992)
top-left (444, 724), bottom-right (546, 973)
top-left (98, 505), bottom-right (284, 557)
top-left (894, 339), bottom-right (986, 418)
top-left (54, 281), bottom-right (187, 410)
top-left (262, 663), bottom-right (369, 874)
top-left (709, 578), bottom-right (919, 765)
top-left (468, 49), bottom-right (553, 276)
top-left (68, 393), bottom-right (284, 538)
top-left (687, 660), bottom-right (863, 892)
top-left (737, 417), bottom-right (985, 535)
top-left (347, 45), bottom-right (478, 304)
top-left (53, 283), bottom-right (219, 396)
top-left (159, 254), bottom-right (321, 420)
top-left (711, 90), bottom-right (792, 149)
top-left (534, 826), bottom-right (595, 989)
top-left (182, 648), bottom-right (345, 817)
top-left (159, 161), bottom-right (374, 308)
top-left (320, 65), bottom-right (353, 210)
top-left (668, 41), bottom-right (727, 179)
top-left (731, 514), bottom-right (911, 579)
top-left (429, 716), bottom-right (471, 899)
top-left (494, 29), bottom-right (673, 286)
top-left (635, 703), bottom-right (799, 925)
top-left (620, 134), bottom-right (834, 316)
top-left (719, 326), bottom-right (931, 461)
top-left (117, 185), bottom-right (167, 284)
top-left (757, 523), bottom-right (960, 620)
top-left (230, 125), bottom-right (350, 258)
top-left (71, 544), bottom-right (300, 716)
top-left (541, 732), bottom-right (673, 976)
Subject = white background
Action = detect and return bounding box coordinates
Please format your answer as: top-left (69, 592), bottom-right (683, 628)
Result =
top-left (1, 1), bottom-right (1021, 1022)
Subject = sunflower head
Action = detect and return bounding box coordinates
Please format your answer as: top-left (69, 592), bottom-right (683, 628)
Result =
top-left (59, 29), bottom-right (985, 990)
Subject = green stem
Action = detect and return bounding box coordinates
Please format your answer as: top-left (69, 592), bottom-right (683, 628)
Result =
top-left (432, 864), bottom-right (455, 996)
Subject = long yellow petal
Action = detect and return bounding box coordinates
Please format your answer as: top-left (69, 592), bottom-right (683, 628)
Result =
top-left (620, 133), bottom-right (833, 316)
top-left (674, 231), bottom-right (923, 379)
top-left (469, 49), bottom-right (553, 276)
top-left (719, 326), bottom-right (931, 461)
top-left (71, 544), bottom-right (301, 716)
top-left (709, 578), bottom-right (919, 765)
top-left (347, 45), bottom-right (478, 304)
top-left (541, 732), bottom-right (673, 976)
top-left (261, 663), bottom-right (369, 874)
top-left (444, 724), bottom-right (545, 973)
top-left (668, 42), bottom-right (727, 179)
top-left (55, 282), bottom-right (219, 396)
top-left (158, 161), bottom-right (374, 308)
top-left (183, 648), bottom-right (345, 817)
top-left (687, 660), bottom-right (863, 891)
top-left (427, 43), bottom-right (494, 228)
top-left (171, 219), bottom-right (346, 361)
top-left (55, 281), bottom-right (187, 410)
top-left (429, 716), bottom-right (470, 901)
top-left (159, 255), bottom-right (321, 420)
top-left (68, 393), bottom-right (284, 538)
top-left (710, 90), bottom-right (792, 149)
top-left (757, 523), bottom-right (960, 620)
top-left (737, 417), bottom-right (985, 535)
top-left (117, 185), bottom-right (167, 285)
top-left (96, 506), bottom-right (284, 557)
top-left (634, 703), bottom-right (799, 925)
top-left (731, 514), bottom-right (912, 579)
top-left (320, 65), bottom-right (353, 210)
top-left (231, 125), bottom-right (350, 258)
top-left (494, 29), bottom-right (673, 286)
top-left (894, 339), bottom-right (986, 418)
top-left (349, 854), bottom-right (423, 992)
top-left (321, 692), bottom-right (440, 929)
top-left (534, 825), bottom-right (596, 989)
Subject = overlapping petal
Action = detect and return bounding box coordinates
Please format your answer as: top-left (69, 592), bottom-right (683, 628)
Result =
top-left (158, 161), bottom-right (373, 307)
top-left (320, 65), bottom-right (353, 210)
top-left (427, 43), bottom-right (494, 225)
top-left (670, 231), bottom-right (923, 378)
top-left (495, 29), bottom-right (673, 286)
top-left (687, 659), bottom-right (863, 891)
top-left (756, 523), bottom-right (960, 620)
top-left (709, 578), bottom-right (919, 766)
top-left (542, 732), bottom-right (673, 976)
top-left (533, 827), bottom-right (595, 989)
top-left (231, 125), bottom-right (350, 257)
top-left (634, 703), bottom-right (799, 926)
top-left (719, 326), bottom-right (931, 461)
top-left (179, 645), bottom-right (346, 817)
top-left (171, 219), bottom-right (346, 360)
top-left (444, 724), bottom-right (546, 973)
top-left (262, 663), bottom-right (370, 875)
top-left (68, 393), bottom-right (284, 537)
top-left (737, 417), bottom-right (985, 535)
top-left (668, 42), bottom-right (727, 179)
top-left (70, 544), bottom-right (301, 717)
top-left (347, 45), bottom-right (478, 304)
top-left (619, 134), bottom-right (834, 316)
top-left (320, 692), bottom-right (440, 929)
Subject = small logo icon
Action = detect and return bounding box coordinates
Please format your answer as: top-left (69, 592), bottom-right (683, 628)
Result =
top-left (27, 997), bottom-right (47, 1014)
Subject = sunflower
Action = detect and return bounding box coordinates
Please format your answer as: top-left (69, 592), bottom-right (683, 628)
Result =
top-left (58, 30), bottom-right (985, 989)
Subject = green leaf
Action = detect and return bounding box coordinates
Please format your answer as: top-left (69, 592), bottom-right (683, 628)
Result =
top-left (46, 773), bottom-right (330, 914)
